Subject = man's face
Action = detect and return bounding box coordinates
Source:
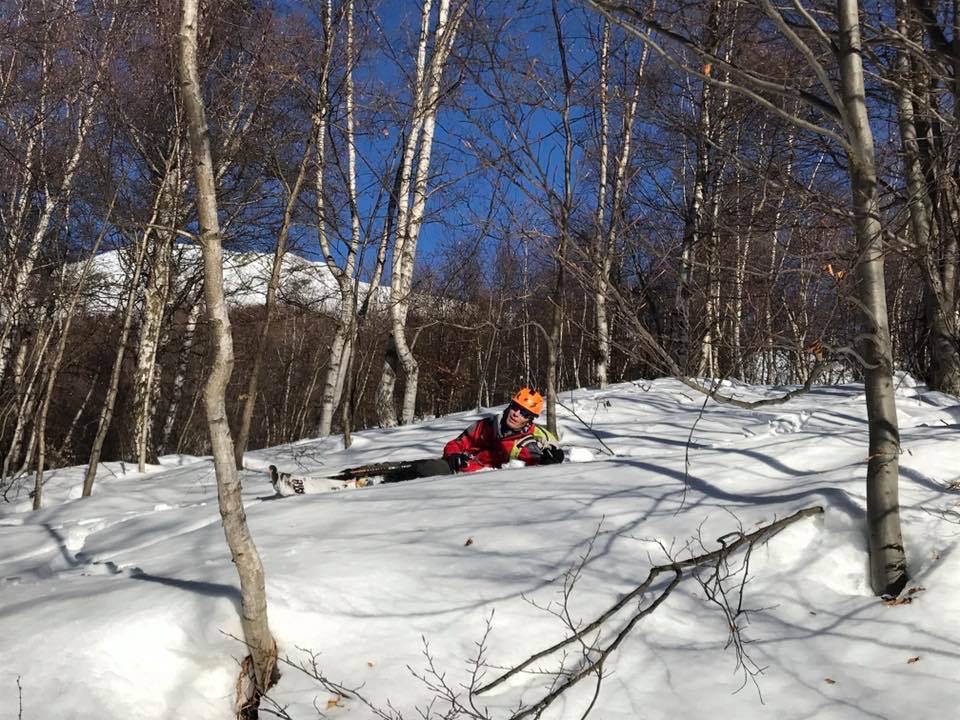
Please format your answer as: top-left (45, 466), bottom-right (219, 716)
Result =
top-left (505, 403), bottom-right (535, 430)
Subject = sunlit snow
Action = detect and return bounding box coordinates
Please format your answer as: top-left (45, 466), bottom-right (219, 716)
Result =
top-left (2, 377), bottom-right (958, 719)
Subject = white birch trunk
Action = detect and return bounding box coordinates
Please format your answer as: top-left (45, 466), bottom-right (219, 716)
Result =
top-left (132, 154), bottom-right (186, 471)
top-left (375, 0), bottom-right (434, 428)
top-left (699, 21), bottom-right (735, 379)
top-left (594, 23), bottom-right (611, 388)
top-left (82, 237), bottom-right (150, 497)
top-left (179, 0), bottom-right (277, 705)
top-left (378, 0), bottom-right (466, 427)
top-left (132, 231), bottom-right (174, 472)
top-left (317, 0), bottom-right (363, 437)
top-left (2, 317), bottom-right (55, 485)
top-left (159, 299), bottom-right (202, 454)
top-left (678, 89), bottom-right (709, 373)
top-left (893, 1), bottom-right (960, 394)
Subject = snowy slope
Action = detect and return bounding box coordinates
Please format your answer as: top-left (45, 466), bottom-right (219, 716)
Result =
top-left (78, 246), bottom-right (391, 313)
top-left (1, 377), bottom-right (959, 719)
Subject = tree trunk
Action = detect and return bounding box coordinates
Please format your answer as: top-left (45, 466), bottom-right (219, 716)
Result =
top-left (233, 136), bottom-right (312, 468)
top-left (316, 0), bottom-right (363, 437)
top-left (82, 238), bottom-right (150, 497)
top-left (925, 290), bottom-right (960, 393)
top-left (377, 0), bottom-right (465, 427)
top-left (132, 165), bottom-right (183, 472)
top-left (594, 22), bottom-right (611, 388)
top-left (34, 201), bottom-right (114, 508)
top-left (837, 0), bottom-right (907, 596)
top-left (179, 0), bottom-right (277, 708)
top-left (2, 319), bottom-right (53, 487)
top-left (678, 106), bottom-right (708, 373)
top-left (894, 0), bottom-right (960, 395)
top-left (56, 375), bottom-right (98, 465)
top-left (159, 300), bottom-right (202, 454)
top-left (0, 12), bottom-right (114, 384)
top-left (543, 0), bottom-right (575, 436)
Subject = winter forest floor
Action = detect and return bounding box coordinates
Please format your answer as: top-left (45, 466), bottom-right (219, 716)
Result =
top-left (2, 376), bottom-right (959, 719)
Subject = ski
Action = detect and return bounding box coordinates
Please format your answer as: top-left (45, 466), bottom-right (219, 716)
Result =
top-left (266, 451), bottom-right (558, 498)
top-left (267, 459), bottom-right (435, 497)
top-left (325, 459), bottom-right (432, 482)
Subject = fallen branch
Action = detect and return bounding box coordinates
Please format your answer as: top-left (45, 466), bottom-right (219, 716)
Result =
top-left (679, 361), bottom-right (829, 409)
top-left (475, 505), bottom-right (824, 712)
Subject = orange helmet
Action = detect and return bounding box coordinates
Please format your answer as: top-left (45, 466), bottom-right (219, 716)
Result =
top-left (511, 387), bottom-right (544, 416)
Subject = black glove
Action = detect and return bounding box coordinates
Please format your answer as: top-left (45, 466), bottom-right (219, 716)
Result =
top-left (539, 446), bottom-right (564, 465)
top-left (446, 453), bottom-right (470, 473)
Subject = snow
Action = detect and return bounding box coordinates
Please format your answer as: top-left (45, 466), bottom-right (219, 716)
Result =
top-left (2, 378), bottom-right (959, 719)
top-left (78, 246), bottom-right (391, 313)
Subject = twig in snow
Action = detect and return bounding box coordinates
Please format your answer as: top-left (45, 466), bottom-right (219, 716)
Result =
top-left (691, 512), bottom-right (770, 699)
top-left (679, 376), bottom-right (720, 514)
top-left (555, 398), bottom-right (616, 456)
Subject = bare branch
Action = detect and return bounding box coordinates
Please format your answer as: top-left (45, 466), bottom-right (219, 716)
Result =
top-left (476, 505), bottom-right (824, 700)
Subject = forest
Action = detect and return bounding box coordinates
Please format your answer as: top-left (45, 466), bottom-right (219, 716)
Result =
top-left (2, 0), bottom-right (957, 485)
top-left (0, 0), bottom-right (960, 488)
top-left (2, 0), bottom-right (958, 714)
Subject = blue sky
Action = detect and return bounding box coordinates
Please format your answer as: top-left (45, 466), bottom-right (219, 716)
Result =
top-left (270, 0), bottom-right (609, 281)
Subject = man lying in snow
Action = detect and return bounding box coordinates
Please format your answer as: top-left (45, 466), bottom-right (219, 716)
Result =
top-left (268, 388), bottom-right (564, 494)
top-left (446, 387), bottom-right (563, 470)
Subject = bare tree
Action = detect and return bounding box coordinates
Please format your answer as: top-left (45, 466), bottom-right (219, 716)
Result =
top-left (233, 93), bottom-right (316, 466)
top-left (376, 0), bottom-right (467, 427)
top-left (179, 0), bottom-right (277, 712)
top-left (593, 21), bottom-right (646, 388)
top-left (835, 0), bottom-right (907, 595)
top-left (82, 230), bottom-right (150, 498)
top-left (890, 0), bottom-right (960, 394)
top-left (315, 0), bottom-right (395, 439)
top-left (0, 1), bottom-right (118, 384)
top-left (34, 198), bottom-right (116, 509)
top-left (587, 0), bottom-right (907, 595)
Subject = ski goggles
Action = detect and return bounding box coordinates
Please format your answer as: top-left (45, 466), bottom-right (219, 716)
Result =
top-left (509, 403), bottom-right (537, 420)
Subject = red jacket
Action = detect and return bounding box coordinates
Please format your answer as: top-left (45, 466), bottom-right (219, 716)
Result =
top-left (443, 413), bottom-right (557, 473)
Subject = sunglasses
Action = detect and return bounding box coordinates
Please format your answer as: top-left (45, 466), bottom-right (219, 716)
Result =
top-left (509, 403), bottom-right (536, 420)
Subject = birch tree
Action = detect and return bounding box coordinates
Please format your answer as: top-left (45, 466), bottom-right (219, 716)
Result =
top-left (179, 0), bottom-right (277, 710)
top-left (29, 198), bottom-right (115, 508)
top-left (131, 21), bottom-right (268, 470)
top-left (314, 0), bottom-right (380, 438)
top-left (588, 0), bottom-right (908, 596)
top-left (131, 139), bottom-right (189, 472)
top-left (158, 299), bottom-right (202, 454)
top-left (0, 1), bottom-right (118, 384)
top-left (81, 229), bottom-right (150, 498)
top-left (376, 0), bottom-right (467, 427)
top-left (233, 102), bottom-right (315, 467)
top-left (593, 21), bottom-right (647, 387)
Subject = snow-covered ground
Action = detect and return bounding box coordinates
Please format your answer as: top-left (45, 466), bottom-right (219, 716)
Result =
top-left (2, 376), bottom-right (959, 719)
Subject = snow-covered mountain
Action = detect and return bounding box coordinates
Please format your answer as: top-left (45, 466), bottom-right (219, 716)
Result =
top-left (78, 245), bottom-right (392, 313)
top-left (1, 376), bottom-right (958, 719)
